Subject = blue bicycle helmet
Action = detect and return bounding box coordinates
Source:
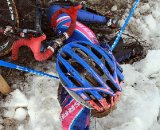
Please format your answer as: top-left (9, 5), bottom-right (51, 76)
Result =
top-left (56, 41), bottom-right (124, 112)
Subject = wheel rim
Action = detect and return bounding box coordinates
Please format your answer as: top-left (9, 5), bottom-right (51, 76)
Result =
top-left (0, 0), bottom-right (19, 56)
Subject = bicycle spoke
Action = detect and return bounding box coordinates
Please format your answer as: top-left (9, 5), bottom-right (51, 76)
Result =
top-left (0, 0), bottom-right (19, 57)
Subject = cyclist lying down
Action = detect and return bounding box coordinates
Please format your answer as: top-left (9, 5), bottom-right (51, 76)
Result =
top-left (12, 2), bottom-right (144, 130)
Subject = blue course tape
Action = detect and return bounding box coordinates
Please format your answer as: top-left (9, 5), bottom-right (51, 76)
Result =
top-left (0, 60), bottom-right (59, 79)
top-left (111, 0), bottom-right (140, 51)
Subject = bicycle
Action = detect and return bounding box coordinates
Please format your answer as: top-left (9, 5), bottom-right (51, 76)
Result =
top-left (0, 0), bottom-right (119, 59)
top-left (0, 0), bottom-right (86, 60)
top-left (0, 0), bottom-right (19, 57)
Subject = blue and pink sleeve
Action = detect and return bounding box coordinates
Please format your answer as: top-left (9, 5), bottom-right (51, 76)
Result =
top-left (48, 5), bottom-right (108, 24)
top-left (58, 85), bottom-right (90, 130)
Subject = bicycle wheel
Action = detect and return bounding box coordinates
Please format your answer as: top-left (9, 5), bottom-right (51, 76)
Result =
top-left (0, 0), bottom-right (19, 57)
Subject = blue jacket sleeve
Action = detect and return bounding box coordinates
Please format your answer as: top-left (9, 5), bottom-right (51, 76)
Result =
top-left (77, 9), bottom-right (108, 23)
top-left (48, 5), bottom-right (109, 24)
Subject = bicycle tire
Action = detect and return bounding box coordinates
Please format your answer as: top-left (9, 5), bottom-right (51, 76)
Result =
top-left (0, 0), bottom-right (19, 57)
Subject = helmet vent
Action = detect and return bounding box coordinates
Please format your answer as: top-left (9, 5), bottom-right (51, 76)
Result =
top-left (85, 92), bottom-right (96, 100)
top-left (106, 80), bottom-right (117, 92)
top-left (105, 94), bottom-right (112, 104)
top-left (91, 61), bottom-right (104, 76)
top-left (71, 61), bottom-right (101, 87)
top-left (71, 62), bottom-right (84, 74)
top-left (74, 49), bottom-right (88, 58)
top-left (105, 60), bottom-right (114, 75)
top-left (61, 52), bottom-right (72, 60)
top-left (85, 92), bottom-right (103, 107)
top-left (85, 74), bottom-right (101, 87)
top-left (59, 61), bottom-right (68, 73)
top-left (68, 76), bottom-right (82, 87)
top-left (90, 47), bottom-right (102, 59)
top-left (74, 48), bottom-right (104, 76)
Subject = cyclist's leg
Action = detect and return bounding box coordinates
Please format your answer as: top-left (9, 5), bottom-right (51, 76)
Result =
top-left (0, 0), bottom-right (19, 57)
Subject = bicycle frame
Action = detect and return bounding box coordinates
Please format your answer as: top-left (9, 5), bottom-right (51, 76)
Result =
top-left (0, 60), bottom-right (59, 79)
top-left (0, 0), bottom-right (140, 79)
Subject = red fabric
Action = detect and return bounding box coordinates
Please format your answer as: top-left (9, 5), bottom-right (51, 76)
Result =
top-left (87, 91), bottom-right (121, 112)
top-left (12, 34), bottom-right (53, 61)
top-left (0, 29), bottom-right (4, 33)
top-left (52, 5), bottom-right (82, 37)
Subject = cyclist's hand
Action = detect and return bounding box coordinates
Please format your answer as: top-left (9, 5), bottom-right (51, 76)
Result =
top-left (47, 33), bottom-right (67, 53)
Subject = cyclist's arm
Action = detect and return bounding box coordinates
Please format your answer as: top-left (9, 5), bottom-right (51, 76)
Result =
top-left (58, 85), bottom-right (91, 130)
top-left (48, 5), bottom-right (109, 24)
top-left (77, 9), bottom-right (108, 24)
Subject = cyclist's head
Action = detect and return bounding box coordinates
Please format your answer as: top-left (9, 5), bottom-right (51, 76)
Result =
top-left (56, 41), bottom-right (124, 112)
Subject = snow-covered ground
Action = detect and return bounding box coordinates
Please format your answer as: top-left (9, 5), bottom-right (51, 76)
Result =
top-left (1, 0), bottom-right (160, 130)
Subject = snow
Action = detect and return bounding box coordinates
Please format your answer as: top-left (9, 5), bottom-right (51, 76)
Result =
top-left (26, 74), bottom-right (61, 130)
top-left (95, 64), bottom-right (160, 130)
top-left (131, 1), bottom-right (160, 49)
top-left (1, 0), bottom-right (160, 130)
top-left (14, 108), bottom-right (27, 122)
top-left (111, 5), bottom-right (118, 12)
top-left (134, 50), bottom-right (160, 76)
top-left (1, 66), bottom-right (61, 129)
top-left (4, 89), bottom-right (28, 108)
